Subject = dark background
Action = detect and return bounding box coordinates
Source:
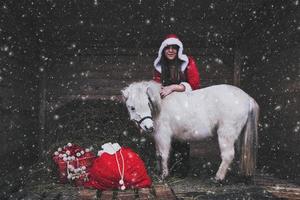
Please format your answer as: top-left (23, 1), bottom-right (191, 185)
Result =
top-left (0, 0), bottom-right (299, 195)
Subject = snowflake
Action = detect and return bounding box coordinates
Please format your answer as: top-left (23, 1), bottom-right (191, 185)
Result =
top-left (1, 45), bottom-right (8, 51)
top-left (123, 131), bottom-right (128, 136)
top-left (274, 105), bottom-right (282, 111)
top-left (206, 190), bottom-right (215, 194)
top-left (213, 33), bottom-right (220, 37)
top-left (81, 95), bottom-right (88, 100)
top-left (214, 58), bottom-right (223, 64)
top-left (145, 19), bottom-right (151, 25)
top-left (294, 126), bottom-right (299, 133)
top-left (41, 55), bottom-right (49, 61)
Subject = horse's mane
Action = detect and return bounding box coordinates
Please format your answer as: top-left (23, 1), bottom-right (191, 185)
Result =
top-left (122, 80), bottom-right (161, 111)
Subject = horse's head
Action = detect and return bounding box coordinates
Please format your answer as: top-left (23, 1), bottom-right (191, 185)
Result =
top-left (121, 81), bottom-right (161, 134)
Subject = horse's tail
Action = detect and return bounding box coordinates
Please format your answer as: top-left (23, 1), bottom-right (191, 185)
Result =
top-left (240, 98), bottom-right (259, 177)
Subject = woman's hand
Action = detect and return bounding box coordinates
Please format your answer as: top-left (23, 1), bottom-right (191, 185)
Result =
top-left (160, 85), bottom-right (174, 98)
top-left (160, 84), bottom-right (185, 98)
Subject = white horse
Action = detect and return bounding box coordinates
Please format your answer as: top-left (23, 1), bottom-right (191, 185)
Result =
top-left (121, 81), bottom-right (259, 181)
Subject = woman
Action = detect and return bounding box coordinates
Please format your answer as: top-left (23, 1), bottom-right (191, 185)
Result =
top-left (153, 34), bottom-right (201, 98)
top-left (152, 34), bottom-right (201, 177)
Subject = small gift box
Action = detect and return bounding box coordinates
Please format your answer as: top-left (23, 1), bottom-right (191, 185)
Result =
top-left (52, 143), bottom-right (96, 185)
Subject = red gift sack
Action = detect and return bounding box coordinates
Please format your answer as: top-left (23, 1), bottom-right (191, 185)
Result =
top-left (52, 143), bottom-right (96, 185)
top-left (84, 146), bottom-right (152, 190)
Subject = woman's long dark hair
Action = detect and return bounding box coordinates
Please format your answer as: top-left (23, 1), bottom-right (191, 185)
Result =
top-left (160, 54), bottom-right (186, 86)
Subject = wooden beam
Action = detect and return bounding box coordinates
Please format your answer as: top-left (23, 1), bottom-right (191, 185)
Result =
top-left (115, 189), bottom-right (137, 200)
top-left (78, 188), bottom-right (97, 200)
top-left (138, 188), bottom-right (154, 200)
top-left (99, 190), bottom-right (114, 200)
top-left (153, 184), bottom-right (177, 200)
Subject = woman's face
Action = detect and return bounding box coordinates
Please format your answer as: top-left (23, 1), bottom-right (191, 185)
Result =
top-left (164, 45), bottom-right (178, 60)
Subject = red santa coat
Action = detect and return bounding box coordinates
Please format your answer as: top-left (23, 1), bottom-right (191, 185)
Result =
top-left (153, 34), bottom-right (201, 90)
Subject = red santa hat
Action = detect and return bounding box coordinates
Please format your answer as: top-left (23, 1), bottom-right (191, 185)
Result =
top-left (153, 34), bottom-right (189, 73)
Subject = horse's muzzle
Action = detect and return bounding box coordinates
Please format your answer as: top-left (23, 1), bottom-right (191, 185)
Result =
top-left (134, 116), bottom-right (154, 133)
top-left (144, 126), bottom-right (154, 133)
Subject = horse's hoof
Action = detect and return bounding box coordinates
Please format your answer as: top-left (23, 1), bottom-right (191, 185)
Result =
top-left (211, 177), bottom-right (220, 183)
top-left (211, 177), bottom-right (227, 186)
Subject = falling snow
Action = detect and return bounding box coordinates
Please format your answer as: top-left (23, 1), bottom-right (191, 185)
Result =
top-left (0, 0), bottom-right (299, 199)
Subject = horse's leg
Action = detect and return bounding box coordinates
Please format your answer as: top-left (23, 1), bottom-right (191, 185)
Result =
top-left (155, 132), bottom-right (171, 179)
top-left (216, 132), bottom-right (235, 181)
top-left (155, 149), bottom-right (162, 174)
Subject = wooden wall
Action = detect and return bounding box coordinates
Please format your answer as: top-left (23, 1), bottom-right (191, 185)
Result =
top-left (0, 2), bottom-right (40, 180)
top-left (44, 48), bottom-right (235, 108)
top-left (32, 0), bottom-right (242, 109)
top-left (237, 2), bottom-right (299, 180)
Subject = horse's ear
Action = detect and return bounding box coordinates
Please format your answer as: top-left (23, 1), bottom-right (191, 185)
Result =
top-left (121, 88), bottom-right (128, 102)
top-left (146, 86), bottom-right (161, 115)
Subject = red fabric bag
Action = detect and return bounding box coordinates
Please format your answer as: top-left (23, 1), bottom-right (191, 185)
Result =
top-left (52, 143), bottom-right (96, 185)
top-left (84, 147), bottom-right (152, 190)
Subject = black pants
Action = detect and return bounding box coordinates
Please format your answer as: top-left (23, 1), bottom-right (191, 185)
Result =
top-left (169, 140), bottom-right (190, 177)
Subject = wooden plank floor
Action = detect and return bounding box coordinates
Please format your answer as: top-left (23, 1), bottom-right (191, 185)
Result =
top-left (77, 176), bottom-right (300, 200)
top-left (255, 174), bottom-right (300, 200)
top-left (78, 184), bottom-right (177, 200)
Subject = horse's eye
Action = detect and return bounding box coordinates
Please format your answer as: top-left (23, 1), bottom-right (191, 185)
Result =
top-left (130, 106), bottom-right (135, 111)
